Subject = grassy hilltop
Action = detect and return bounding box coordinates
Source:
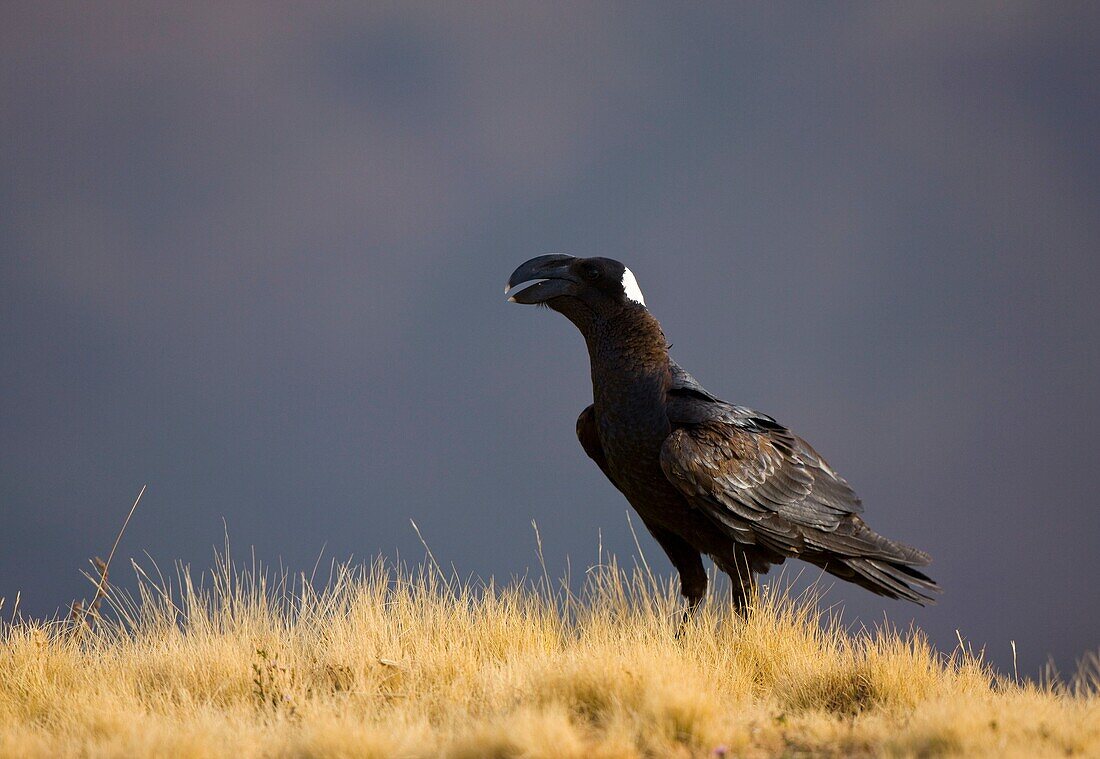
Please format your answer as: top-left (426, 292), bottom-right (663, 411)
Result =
top-left (1, 554), bottom-right (1097, 758)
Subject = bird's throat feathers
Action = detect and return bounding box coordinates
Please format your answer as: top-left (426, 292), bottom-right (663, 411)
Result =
top-left (585, 306), bottom-right (672, 395)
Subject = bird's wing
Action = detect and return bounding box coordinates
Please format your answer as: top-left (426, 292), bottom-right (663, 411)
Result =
top-left (659, 406), bottom-right (938, 603)
top-left (577, 404), bottom-right (615, 484)
top-left (668, 359), bottom-right (721, 402)
top-left (659, 404), bottom-right (928, 566)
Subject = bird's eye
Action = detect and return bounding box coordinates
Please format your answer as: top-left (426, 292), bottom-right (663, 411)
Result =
top-left (581, 265), bottom-right (601, 282)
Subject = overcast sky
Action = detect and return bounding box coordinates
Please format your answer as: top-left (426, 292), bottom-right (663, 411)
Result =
top-left (2, 2), bottom-right (1098, 677)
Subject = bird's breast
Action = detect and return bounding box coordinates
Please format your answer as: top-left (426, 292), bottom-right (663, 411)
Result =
top-left (594, 404), bottom-right (673, 494)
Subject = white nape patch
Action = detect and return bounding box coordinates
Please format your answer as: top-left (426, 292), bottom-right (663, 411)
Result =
top-left (621, 268), bottom-right (646, 306)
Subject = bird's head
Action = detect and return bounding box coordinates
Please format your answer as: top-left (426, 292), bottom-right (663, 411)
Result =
top-left (505, 255), bottom-right (646, 316)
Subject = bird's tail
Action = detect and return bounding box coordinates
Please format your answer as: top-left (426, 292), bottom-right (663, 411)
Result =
top-left (805, 518), bottom-right (940, 605)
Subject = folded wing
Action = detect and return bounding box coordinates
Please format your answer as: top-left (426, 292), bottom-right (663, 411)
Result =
top-left (659, 401), bottom-right (938, 604)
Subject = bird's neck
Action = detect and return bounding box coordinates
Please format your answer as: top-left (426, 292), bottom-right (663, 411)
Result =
top-left (582, 306), bottom-right (671, 415)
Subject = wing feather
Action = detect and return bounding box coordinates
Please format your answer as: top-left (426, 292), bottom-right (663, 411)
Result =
top-left (659, 404), bottom-right (938, 603)
top-left (577, 404), bottom-right (617, 486)
top-left (660, 416), bottom-right (857, 532)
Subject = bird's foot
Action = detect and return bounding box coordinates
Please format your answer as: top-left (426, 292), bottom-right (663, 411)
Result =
top-left (674, 598), bottom-right (702, 639)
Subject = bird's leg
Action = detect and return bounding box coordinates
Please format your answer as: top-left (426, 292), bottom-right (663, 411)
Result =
top-left (725, 551), bottom-right (758, 615)
top-left (730, 572), bottom-right (757, 614)
top-left (643, 524), bottom-right (708, 637)
top-left (675, 592), bottom-right (704, 639)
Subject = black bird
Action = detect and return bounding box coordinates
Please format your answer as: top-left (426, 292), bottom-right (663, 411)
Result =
top-left (506, 254), bottom-right (938, 616)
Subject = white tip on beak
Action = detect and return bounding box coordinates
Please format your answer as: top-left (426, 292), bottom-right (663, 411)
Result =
top-left (504, 278), bottom-right (550, 303)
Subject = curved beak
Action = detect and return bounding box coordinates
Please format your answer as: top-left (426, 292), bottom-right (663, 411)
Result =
top-left (505, 254), bottom-right (578, 304)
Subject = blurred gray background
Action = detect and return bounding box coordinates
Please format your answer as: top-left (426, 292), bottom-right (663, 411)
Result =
top-left (2, 2), bottom-right (1098, 676)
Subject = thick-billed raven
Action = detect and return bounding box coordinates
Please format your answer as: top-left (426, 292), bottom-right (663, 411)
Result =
top-left (506, 254), bottom-right (938, 615)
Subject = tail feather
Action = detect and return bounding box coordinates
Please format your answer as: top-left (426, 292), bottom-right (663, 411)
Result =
top-left (803, 518), bottom-right (940, 605)
top-left (811, 517), bottom-right (932, 566)
top-left (805, 552), bottom-right (939, 605)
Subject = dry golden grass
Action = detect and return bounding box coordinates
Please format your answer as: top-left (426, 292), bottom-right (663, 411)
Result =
top-left (1, 550), bottom-right (1097, 758)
